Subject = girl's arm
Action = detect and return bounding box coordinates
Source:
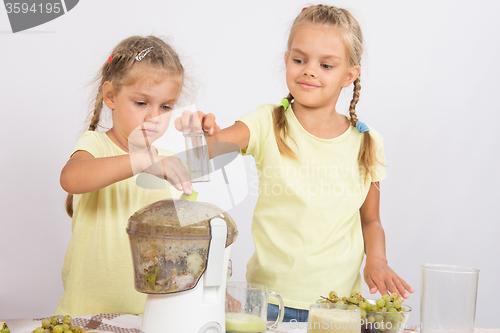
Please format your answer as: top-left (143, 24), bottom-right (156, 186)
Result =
top-left (360, 182), bottom-right (414, 300)
top-left (207, 121), bottom-right (250, 158)
top-left (60, 150), bottom-right (191, 194)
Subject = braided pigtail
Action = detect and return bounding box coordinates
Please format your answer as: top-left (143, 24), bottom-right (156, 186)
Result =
top-left (88, 84), bottom-right (105, 131)
top-left (348, 77), bottom-right (379, 181)
top-left (273, 93), bottom-right (298, 160)
top-left (65, 194), bottom-right (74, 217)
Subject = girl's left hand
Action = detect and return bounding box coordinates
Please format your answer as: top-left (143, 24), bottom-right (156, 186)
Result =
top-left (363, 256), bottom-right (414, 301)
top-left (174, 111), bottom-right (220, 136)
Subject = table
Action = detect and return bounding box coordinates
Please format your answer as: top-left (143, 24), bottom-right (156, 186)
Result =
top-left (1, 314), bottom-right (499, 333)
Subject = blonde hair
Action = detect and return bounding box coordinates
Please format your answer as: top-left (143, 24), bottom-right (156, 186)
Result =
top-left (274, 4), bottom-right (380, 179)
top-left (66, 35), bottom-right (184, 217)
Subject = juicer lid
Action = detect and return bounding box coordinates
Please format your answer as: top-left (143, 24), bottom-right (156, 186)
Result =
top-left (127, 199), bottom-right (237, 247)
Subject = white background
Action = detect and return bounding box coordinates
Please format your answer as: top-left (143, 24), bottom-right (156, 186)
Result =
top-left (1, 0), bottom-right (499, 328)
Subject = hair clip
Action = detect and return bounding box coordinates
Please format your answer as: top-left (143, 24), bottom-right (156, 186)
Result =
top-left (107, 55), bottom-right (114, 64)
top-left (301, 7), bottom-right (307, 12)
top-left (136, 47), bottom-right (154, 61)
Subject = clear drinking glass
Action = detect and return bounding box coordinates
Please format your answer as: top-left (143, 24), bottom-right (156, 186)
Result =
top-left (307, 303), bottom-right (361, 333)
top-left (184, 131), bottom-right (210, 182)
top-left (225, 282), bottom-right (284, 333)
top-left (420, 264), bottom-right (479, 333)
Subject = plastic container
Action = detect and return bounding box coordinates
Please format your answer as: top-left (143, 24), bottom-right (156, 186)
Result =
top-left (126, 199), bottom-right (237, 294)
top-left (420, 264), bottom-right (479, 333)
top-left (226, 282), bottom-right (284, 333)
top-left (308, 303), bottom-right (361, 333)
top-left (184, 131), bottom-right (210, 182)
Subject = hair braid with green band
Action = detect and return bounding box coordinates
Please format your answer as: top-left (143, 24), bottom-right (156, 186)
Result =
top-left (279, 98), bottom-right (290, 110)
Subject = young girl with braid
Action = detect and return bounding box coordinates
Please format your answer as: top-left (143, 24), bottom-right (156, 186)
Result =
top-left (211, 5), bottom-right (414, 322)
top-left (56, 35), bottom-right (219, 315)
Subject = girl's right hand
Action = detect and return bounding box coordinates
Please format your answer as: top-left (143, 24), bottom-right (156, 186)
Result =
top-left (174, 110), bottom-right (220, 136)
top-left (141, 153), bottom-right (193, 195)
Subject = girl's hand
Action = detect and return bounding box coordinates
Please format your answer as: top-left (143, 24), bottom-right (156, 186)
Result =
top-left (174, 111), bottom-right (220, 136)
top-left (225, 292), bottom-right (242, 312)
top-left (363, 256), bottom-right (414, 301)
top-left (140, 152), bottom-right (193, 195)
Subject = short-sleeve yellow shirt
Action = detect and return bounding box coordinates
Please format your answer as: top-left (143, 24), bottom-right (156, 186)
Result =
top-left (55, 131), bottom-right (181, 315)
top-left (238, 104), bottom-right (386, 310)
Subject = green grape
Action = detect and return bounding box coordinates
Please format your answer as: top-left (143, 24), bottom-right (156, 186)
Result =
top-left (379, 306), bottom-right (388, 312)
top-left (358, 301), bottom-right (367, 310)
top-left (376, 298), bottom-right (385, 307)
top-left (64, 330), bottom-right (74, 333)
top-left (349, 297), bottom-right (359, 304)
top-left (79, 328), bottom-right (86, 333)
top-left (390, 293), bottom-right (398, 301)
top-left (335, 301), bottom-right (348, 310)
top-left (361, 309), bottom-right (367, 319)
top-left (62, 324), bottom-right (70, 331)
top-left (45, 329), bottom-right (50, 333)
top-left (393, 299), bottom-right (402, 309)
top-left (388, 307), bottom-right (398, 312)
top-left (63, 315), bottom-right (72, 325)
top-left (382, 294), bottom-right (391, 303)
top-left (3, 328), bottom-right (10, 333)
top-left (367, 316), bottom-right (375, 323)
top-left (42, 319), bottom-right (51, 329)
top-left (374, 314), bottom-right (384, 323)
top-left (365, 302), bottom-right (373, 311)
top-left (34, 328), bottom-right (45, 333)
top-left (394, 313), bottom-right (404, 323)
top-left (51, 316), bottom-right (60, 326)
top-left (329, 291), bottom-right (338, 299)
top-left (53, 325), bottom-right (64, 333)
top-left (386, 301), bottom-right (394, 309)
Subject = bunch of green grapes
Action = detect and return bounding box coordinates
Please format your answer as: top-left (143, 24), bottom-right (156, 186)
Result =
top-left (1, 322), bottom-right (10, 333)
top-left (319, 291), bottom-right (409, 333)
top-left (31, 315), bottom-right (86, 333)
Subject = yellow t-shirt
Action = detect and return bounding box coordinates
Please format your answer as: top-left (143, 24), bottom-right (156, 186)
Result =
top-left (238, 104), bottom-right (386, 310)
top-left (55, 131), bottom-right (181, 315)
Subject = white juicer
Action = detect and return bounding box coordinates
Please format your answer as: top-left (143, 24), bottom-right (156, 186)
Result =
top-left (126, 199), bottom-right (238, 333)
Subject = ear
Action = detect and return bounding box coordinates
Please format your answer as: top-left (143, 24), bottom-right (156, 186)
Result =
top-left (284, 51), bottom-right (290, 67)
top-left (102, 81), bottom-right (116, 110)
top-left (342, 65), bottom-right (361, 88)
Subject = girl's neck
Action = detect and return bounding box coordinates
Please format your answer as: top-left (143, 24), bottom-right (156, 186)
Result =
top-left (107, 128), bottom-right (151, 153)
top-left (292, 102), bottom-right (350, 140)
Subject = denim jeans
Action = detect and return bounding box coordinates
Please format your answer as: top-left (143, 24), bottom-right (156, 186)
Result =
top-left (267, 303), bottom-right (309, 323)
top-left (226, 304), bottom-right (309, 333)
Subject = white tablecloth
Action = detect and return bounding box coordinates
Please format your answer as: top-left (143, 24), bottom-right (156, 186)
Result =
top-left (1, 314), bottom-right (499, 333)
